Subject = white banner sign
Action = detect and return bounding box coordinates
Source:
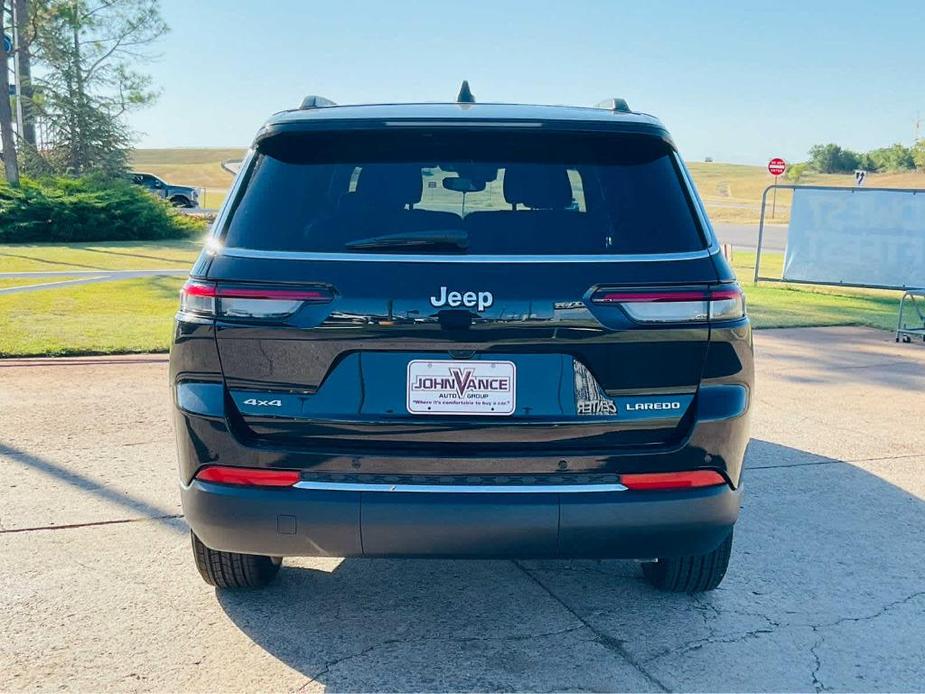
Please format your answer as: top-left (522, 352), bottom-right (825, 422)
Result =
top-left (783, 188), bottom-right (925, 289)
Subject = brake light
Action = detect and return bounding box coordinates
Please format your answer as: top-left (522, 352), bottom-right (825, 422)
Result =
top-left (180, 281), bottom-right (332, 319)
top-left (195, 466), bottom-right (300, 487)
top-left (591, 286), bottom-right (745, 323)
top-left (620, 470), bottom-right (727, 490)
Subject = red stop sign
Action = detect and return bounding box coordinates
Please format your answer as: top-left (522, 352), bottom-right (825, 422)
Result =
top-left (768, 157), bottom-right (786, 176)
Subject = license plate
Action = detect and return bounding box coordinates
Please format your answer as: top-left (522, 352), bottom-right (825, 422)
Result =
top-left (406, 360), bottom-right (516, 416)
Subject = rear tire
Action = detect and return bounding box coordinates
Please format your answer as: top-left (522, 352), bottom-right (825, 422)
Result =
top-left (641, 531), bottom-right (733, 593)
top-left (190, 531), bottom-right (281, 588)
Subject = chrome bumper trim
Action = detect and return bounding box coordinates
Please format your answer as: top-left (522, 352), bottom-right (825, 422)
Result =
top-left (292, 481), bottom-right (628, 494)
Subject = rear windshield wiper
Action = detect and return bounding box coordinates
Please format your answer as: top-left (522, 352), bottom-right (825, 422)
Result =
top-left (345, 230), bottom-right (469, 252)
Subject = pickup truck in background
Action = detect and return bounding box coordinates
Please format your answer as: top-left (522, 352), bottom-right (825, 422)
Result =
top-left (129, 172), bottom-right (200, 208)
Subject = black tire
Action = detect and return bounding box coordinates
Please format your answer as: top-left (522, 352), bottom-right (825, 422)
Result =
top-left (190, 531), bottom-right (281, 588)
top-left (169, 195), bottom-right (193, 208)
top-left (641, 531), bottom-right (733, 593)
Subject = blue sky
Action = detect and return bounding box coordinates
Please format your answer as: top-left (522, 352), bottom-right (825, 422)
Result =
top-left (130, 0), bottom-right (924, 164)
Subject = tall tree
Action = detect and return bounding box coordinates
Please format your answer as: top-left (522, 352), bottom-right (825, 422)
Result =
top-left (31, 0), bottom-right (167, 175)
top-left (0, 0), bottom-right (21, 184)
top-left (13, 0), bottom-right (35, 146)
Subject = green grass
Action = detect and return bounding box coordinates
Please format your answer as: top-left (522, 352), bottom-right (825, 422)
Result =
top-left (744, 284), bottom-right (899, 331)
top-left (0, 239), bottom-right (203, 273)
top-left (0, 265), bottom-right (903, 358)
top-left (0, 277), bottom-right (184, 357)
top-left (731, 249), bottom-right (901, 331)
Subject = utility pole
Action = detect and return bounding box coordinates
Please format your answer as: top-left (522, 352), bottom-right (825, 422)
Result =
top-left (0, 0), bottom-right (21, 184)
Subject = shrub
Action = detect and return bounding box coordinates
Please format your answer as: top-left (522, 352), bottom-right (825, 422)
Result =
top-left (786, 162), bottom-right (808, 183)
top-left (0, 176), bottom-right (206, 243)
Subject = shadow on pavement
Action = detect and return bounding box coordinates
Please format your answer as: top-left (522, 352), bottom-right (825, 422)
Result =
top-left (0, 441), bottom-right (183, 533)
top-left (216, 439), bottom-right (925, 691)
top-left (757, 328), bottom-right (925, 390)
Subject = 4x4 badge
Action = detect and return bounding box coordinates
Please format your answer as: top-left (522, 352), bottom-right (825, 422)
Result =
top-left (431, 286), bottom-right (493, 312)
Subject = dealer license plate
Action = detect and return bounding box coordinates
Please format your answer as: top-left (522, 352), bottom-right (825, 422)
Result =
top-left (406, 360), bottom-right (516, 416)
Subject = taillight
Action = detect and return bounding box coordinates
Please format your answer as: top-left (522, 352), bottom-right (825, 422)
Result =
top-left (195, 466), bottom-right (300, 487)
top-left (180, 281), bottom-right (332, 319)
top-left (591, 286), bottom-right (745, 323)
top-left (620, 470), bottom-right (727, 490)
top-left (180, 281), bottom-right (217, 315)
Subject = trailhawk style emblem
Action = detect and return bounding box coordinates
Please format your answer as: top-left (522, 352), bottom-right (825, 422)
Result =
top-left (430, 286), bottom-right (494, 312)
top-left (407, 360), bottom-right (516, 415)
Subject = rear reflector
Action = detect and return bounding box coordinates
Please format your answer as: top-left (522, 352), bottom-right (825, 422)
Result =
top-left (619, 470), bottom-right (727, 490)
top-left (195, 466), bottom-right (300, 487)
top-left (180, 281), bottom-right (332, 319)
top-left (591, 286), bottom-right (745, 323)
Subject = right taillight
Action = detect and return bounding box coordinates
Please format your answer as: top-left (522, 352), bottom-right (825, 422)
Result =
top-left (620, 470), bottom-right (727, 490)
top-left (179, 281), bottom-right (333, 319)
top-left (591, 285), bottom-right (745, 323)
top-left (707, 287), bottom-right (746, 321)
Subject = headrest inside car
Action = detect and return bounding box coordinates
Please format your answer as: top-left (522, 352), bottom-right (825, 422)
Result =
top-left (502, 165), bottom-right (573, 210)
top-left (354, 165), bottom-right (424, 208)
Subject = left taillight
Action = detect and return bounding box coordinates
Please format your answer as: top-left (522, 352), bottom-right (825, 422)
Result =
top-left (179, 281), bottom-right (333, 319)
top-left (195, 466), bottom-right (300, 487)
top-left (590, 285), bottom-right (745, 323)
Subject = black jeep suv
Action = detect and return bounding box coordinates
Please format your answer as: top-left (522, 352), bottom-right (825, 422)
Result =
top-left (170, 90), bottom-right (753, 593)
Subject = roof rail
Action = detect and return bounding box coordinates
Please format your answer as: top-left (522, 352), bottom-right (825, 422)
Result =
top-left (456, 80), bottom-right (476, 104)
top-left (595, 98), bottom-right (632, 113)
top-left (299, 95), bottom-right (337, 110)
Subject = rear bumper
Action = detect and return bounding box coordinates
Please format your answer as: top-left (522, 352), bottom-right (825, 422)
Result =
top-left (181, 479), bottom-right (740, 559)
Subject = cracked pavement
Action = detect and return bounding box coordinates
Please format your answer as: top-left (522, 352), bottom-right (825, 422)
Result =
top-left (1, 327), bottom-right (924, 692)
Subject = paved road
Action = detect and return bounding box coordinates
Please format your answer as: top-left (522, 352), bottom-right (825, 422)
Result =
top-left (2, 328), bottom-right (924, 691)
top-left (713, 223), bottom-right (787, 252)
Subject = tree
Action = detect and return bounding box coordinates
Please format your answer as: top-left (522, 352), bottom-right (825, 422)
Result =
top-left (13, 0), bottom-right (36, 146)
top-left (0, 0), bottom-right (21, 184)
top-left (807, 143), bottom-right (861, 174)
top-left (866, 143), bottom-right (916, 172)
top-left (914, 139), bottom-right (925, 171)
top-left (30, 0), bottom-right (167, 175)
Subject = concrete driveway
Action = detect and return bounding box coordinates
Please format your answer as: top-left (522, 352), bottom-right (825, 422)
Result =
top-left (1, 327), bottom-right (923, 692)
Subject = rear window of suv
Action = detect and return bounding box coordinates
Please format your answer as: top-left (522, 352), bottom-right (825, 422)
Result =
top-left (223, 130), bottom-right (708, 255)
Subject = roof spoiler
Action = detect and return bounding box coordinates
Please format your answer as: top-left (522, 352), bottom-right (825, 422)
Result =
top-left (299, 95), bottom-right (337, 110)
top-left (595, 98), bottom-right (632, 113)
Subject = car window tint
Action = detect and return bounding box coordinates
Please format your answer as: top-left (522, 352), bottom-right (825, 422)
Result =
top-left (223, 131), bottom-right (706, 255)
